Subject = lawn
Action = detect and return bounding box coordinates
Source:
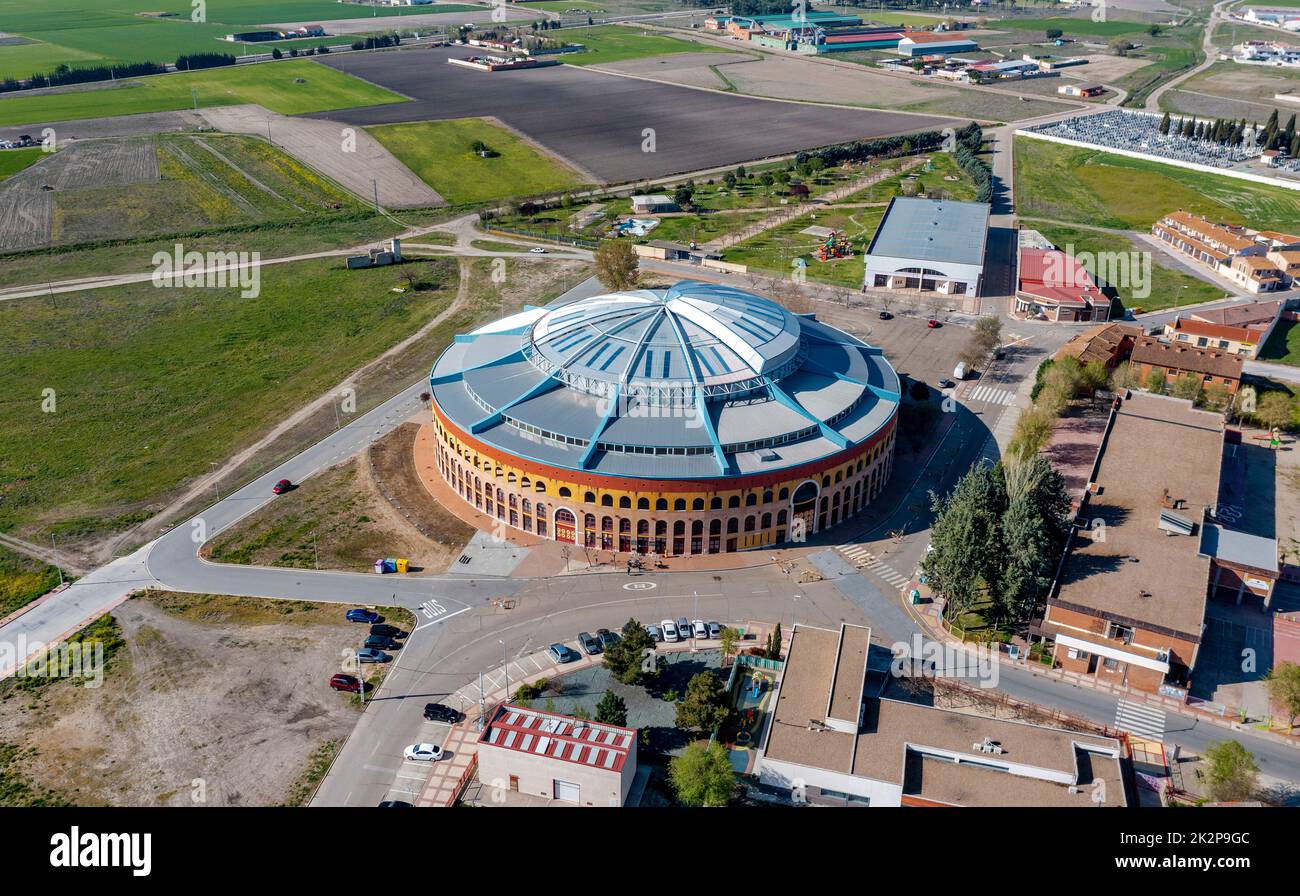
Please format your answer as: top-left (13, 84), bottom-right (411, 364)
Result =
top-left (1025, 220), bottom-right (1229, 313)
top-left (0, 59), bottom-right (405, 128)
top-left (0, 256), bottom-right (459, 537)
top-left (1014, 136), bottom-right (1300, 231)
top-left (0, 146), bottom-right (43, 180)
top-left (367, 118), bottom-right (586, 204)
top-left (559, 24), bottom-right (723, 65)
top-left (995, 16), bottom-right (1158, 38)
top-left (1260, 318), bottom-right (1300, 367)
top-left (722, 205), bottom-right (886, 288)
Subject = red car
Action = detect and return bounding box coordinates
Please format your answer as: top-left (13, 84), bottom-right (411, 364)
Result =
top-left (926, 318), bottom-right (940, 329)
top-left (329, 673), bottom-right (367, 693)
top-left (272, 478), bottom-right (292, 495)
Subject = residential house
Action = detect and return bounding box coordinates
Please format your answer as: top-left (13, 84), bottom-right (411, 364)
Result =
top-left (1129, 335), bottom-right (1244, 394)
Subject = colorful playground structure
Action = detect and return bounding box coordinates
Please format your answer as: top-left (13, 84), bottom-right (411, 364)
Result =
top-left (722, 657), bottom-right (780, 773)
top-left (814, 230), bottom-right (855, 261)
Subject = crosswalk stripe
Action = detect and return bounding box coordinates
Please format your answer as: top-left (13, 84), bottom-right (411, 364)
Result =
top-left (1115, 698), bottom-right (1166, 738)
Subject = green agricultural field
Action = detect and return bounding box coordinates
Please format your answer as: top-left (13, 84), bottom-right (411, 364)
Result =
top-left (995, 16), bottom-right (1156, 38)
top-left (1025, 220), bottom-right (1229, 312)
top-left (1014, 136), bottom-right (1300, 231)
top-left (367, 118), bottom-right (586, 205)
top-left (0, 59), bottom-right (404, 128)
top-left (0, 1), bottom-right (486, 74)
top-left (559, 24), bottom-right (723, 65)
top-left (0, 257), bottom-right (460, 537)
top-left (46, 133), bottom-right (364, 247)
top-left (0, 146), bottom-right (42, 180)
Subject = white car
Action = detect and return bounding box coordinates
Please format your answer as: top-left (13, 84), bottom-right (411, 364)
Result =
top-left (661, 619), bottom-right (679, 642)
top-left (529, 246), bottom-right (547, 254)
top-left (404, 743), bottom-right (445, 762)
top-left (692, 620), bottom-right (708, 639)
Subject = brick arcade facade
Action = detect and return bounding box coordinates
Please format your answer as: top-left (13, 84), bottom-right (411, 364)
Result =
top-left (431, 404), bottom-right (897, 557)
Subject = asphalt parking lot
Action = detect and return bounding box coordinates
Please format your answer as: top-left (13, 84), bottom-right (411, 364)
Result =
top-left (310, 49), bottom-right (954, 183)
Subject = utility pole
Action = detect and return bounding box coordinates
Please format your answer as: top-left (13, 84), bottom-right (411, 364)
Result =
top-left (373, 179), bottom-right (381, 214)
top-left (210, 462), bottom-right (220, 501)
top-left (357, 649), bottom-right (366, 706)
top-left (312, 531), bottom-right (320, 569)
top-left (52, 534), bottom-right (63, 587)
top-left (499, 638), bottom-right (508, 704)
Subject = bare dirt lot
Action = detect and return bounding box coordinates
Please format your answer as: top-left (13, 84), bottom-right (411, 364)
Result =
top-left (200, 104), bottom-right (444, 209)
top-left (0, 593), bottom-right (411, 806)
top-left (312, 46), bottom-right (956, 183)
top-left (206, 423), bottom-right (474, 574)
top-left (599, 50), bottom-right (759, 90)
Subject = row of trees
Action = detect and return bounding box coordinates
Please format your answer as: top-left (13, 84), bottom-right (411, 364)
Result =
top-left (921, 453), bottom-right (1072, 625)
top-left (0, 50), bottom-right (242, 94)
top-left (1009, 355), bottom-right (1109, 458)
top-left (952, 121), bottom-right (993, 203)
top-left (1158, 110), bottom-right (1300, 156)
top-left (794, 128), bottom-right (949, 171)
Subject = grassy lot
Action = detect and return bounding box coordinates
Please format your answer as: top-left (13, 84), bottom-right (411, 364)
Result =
top-left (1260, 318), bottom-right (1300, 367)
top-left (46, 133), bottom-right (363, 246)
top-left (0, 60), bottom-right (405, 128)
top-left (0, 256), bottom-right (459, 538)
top-left (0, 546), bottom-right (60, 618)
top-left (0, 40), bottom-right (105, 80)
top-left (1026, 220), bottom-right (1229, 312)
top-left (1015, 136), bottom-right (1300, 231)
top-left (560, 24), bottom-right (723, 65)
top-left (0, 146), bottom-right (42, 180)
top-left (367, 118), bottom-right (586, 204)
top-left (995, 16), bottom-right (1158, 38)
top-left (722, 205), bottom-right (886, 288)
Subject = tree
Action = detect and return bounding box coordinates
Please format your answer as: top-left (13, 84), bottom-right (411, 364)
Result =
top-left (675, 671), bottom-right (732, 732)
top-left (1046, 28), bottom-right (1063, 39)
top-left (1266, 661), bottom-right (1300, 732)
top-left (921, 461), bottom-right (1008, 619)
top-left (1008, 406), bottom-right (1055, 460)
top-left (719, 626), bottom-right (741, 660)
top-left (594, 689), bottom-right (628, 726)
top-left (1108, 36), bottom-right (1133, 56)
top-left (1143, 366), bottom-right (1167, 395)
top-left (1159, 112), bottom-right (1170, 135)
top-left (1202, 380), bottom-right (1232, 411)
top-left (1110, 361), bottom-right (1141, 392)
top-left (594, 239), bottom-right (639, 291)
top-left (722, 171), bottom-right (736, 190)
top-left (1203, 740), bottom-right (1259, 802)
top-left (999, 454), bottom-right (1071, 621)
top-left (1255, 390), bottom-right (1294, 432)
top-left (672, 184), bottom-right (695, 209)
top-left (1081, 359), bottom-right (1110, 398)
top-left (766, 622), bottom-right (782, 660)
top-left (1171, 372), bottom-right (1203, 403)
top-left (601, 617), bottom-right (656, 685)
top-left (669, 742), bottom-right (735, 807)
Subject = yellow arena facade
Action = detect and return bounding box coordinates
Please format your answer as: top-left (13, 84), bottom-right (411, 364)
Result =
top-left (428, 282), bottom-right (901, 556)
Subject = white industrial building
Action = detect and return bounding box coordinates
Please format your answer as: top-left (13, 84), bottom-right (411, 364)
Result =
top-left (863, 196), bottom-right (990, 297)
top-left (476, 704), bottom-right (638, 806)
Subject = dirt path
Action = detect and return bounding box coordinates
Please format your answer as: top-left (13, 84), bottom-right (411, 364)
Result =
top-left (94, 258), bottom-right (474, 565)
top-left (1144, 0), bottom-right (1231, 112)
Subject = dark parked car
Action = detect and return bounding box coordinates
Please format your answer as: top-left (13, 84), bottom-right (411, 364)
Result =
top-left (329, 673), bottom-right (369, 693)
top-left (596, 628), bottom-right (620, 649)
top-left (369, 623), bottom-right (406, 638)
top-left (577, 631), bottom-right (601, 655)
top-left (272, 478), bottom-right (293, 495)
top-left (878, 310), bottom-right (893, 320)
top-left (365, 634), bottom-right (399, 651)
top-left (357, 647), bottom-right (390, 663)
top-left (424, 703), bottom-right (462, 723)
top-left (377, 800), bottom-right (412, 808)
top-left (346, 608), bottom-right (380, 624)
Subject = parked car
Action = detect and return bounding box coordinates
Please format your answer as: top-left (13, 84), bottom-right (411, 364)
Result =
top-left (272, 478), bottom-right (293, 495)
top-left (692, 620), bottom-right (708, 640)
top-left (549, 643), bottom-right (576, 663)
top-left (927, 318), bottom-right (940, 329)
top-left (937, 377), bottom-right (955, 389)
top-left (596, 628), bottom-right (620, 649)
top-left (676, 617), bottom-right (691, 639)
top-left (952, 361), bottom-right (968, 381)
top-left (369, 623), bottom-right (406, 638)
top-left (645, 623), bottom-right (663, 642)
top-left (707, 621), bottom-right (722, 639)
top-left (377, 800), bottom-right (412, 808)
top-left (346, 608), bottom-right (380, 624)
top-left (403, 743), bottom-right (445, 762)
top-left (357, 647), bottom-right (390, 663)
top-left (329, 673), bottom-right (369, 693)
top-left (661, 619), bottom-right (680, 642)
top-left (578, 631), bottom-right (602, 655)
top-left (529, 246), bottom-right (547, 254)
top-left (423, 703), bottom-right (462, 723)
top-left (365, 634), bottom-right (399, 651)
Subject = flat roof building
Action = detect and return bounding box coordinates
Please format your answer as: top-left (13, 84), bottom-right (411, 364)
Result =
top-left (476, 704), bottom-right (638, 806)
top-left (1042, 393), bottom-right (1224, 694)
top-left (756, 624), bottom-right (1129, 806)
top-left (864, 196), bottom-right (989, 297)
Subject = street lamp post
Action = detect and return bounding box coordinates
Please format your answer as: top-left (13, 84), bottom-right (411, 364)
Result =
top-left (499, 638), bottom-right (508, 703)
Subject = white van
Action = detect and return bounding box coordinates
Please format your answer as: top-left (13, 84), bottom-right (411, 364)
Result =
top-left (953, 361), bottom-right (968, 380)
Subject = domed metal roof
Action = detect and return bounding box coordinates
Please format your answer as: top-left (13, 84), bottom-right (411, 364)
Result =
top-left (523, 282), bottom-right (802, 407)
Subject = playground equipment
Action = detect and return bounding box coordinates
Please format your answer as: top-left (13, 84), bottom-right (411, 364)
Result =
top-left (750, 671), bottom-right (765, 700)
top-left (814, 230), bottom-right (854, 261)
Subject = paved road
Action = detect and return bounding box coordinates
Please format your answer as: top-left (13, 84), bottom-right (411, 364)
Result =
top-left (1145, 0), bottom-right (1235, 112)
top-left (1245, 358), bottom-right (1300, 384)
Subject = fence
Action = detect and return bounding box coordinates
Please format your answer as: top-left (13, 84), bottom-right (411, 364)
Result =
top-left (444, 753), bottom-right (479, 807)
top-left (483, 225), bottom-right (601, 249)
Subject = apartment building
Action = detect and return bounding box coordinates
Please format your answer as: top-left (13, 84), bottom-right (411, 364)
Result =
top-left (1130, 335), bottom-right (1244, 394)
top-left (1151, 211), bottom-right (1300, 292)
top-left (1162, 299), bottom-right (1286, 359)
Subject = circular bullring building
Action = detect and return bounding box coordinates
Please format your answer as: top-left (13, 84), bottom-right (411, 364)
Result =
top-left (428, 281), bottom-right (900, 556)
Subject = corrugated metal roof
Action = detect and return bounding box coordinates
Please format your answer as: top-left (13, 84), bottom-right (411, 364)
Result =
top-left (866, 196), bottom-right (990, 267)
top-left (478, 704), bottom-right (635, 774)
